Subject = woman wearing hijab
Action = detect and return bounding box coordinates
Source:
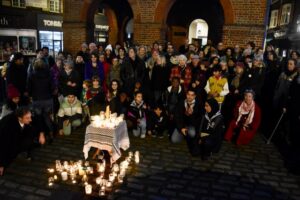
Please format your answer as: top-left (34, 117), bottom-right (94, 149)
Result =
top-left (224, 89), bottom-right (261, 145)
top-left (187, 98), bottom-right (225, 159)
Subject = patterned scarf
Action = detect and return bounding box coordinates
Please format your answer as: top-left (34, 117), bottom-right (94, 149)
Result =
top-left (236, 100), bottom-right (255, 126)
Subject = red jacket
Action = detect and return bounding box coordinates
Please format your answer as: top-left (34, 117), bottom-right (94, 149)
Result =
top-left (225, 101), bottom-right (261, 145)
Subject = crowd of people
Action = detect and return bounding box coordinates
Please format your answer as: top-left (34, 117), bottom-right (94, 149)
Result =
top-left (0, 39), bottom-right (300, 175)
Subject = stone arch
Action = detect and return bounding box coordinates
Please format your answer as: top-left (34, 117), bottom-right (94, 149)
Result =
top-left (154, 0), bottom-right (235, 25)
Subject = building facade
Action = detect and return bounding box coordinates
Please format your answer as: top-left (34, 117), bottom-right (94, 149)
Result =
top-left (0, 0), bottom-right (64, 61)
top-left (266, 0), bottom-right (300, 57)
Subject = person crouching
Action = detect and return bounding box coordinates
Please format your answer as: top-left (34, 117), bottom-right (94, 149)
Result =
top-left (127, 91), bottom-right (147, 138)
top-left (58, 93), bottom-right (82, 136)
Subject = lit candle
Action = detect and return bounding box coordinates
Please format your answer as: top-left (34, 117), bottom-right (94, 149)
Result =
top-left (118, 174), bottom-right (124, 183)
top-left (48, 168), bottom-right (55, 173)
top-left (112, 164), bottom-right (119, 173)
top-left (61, 171), bottom-right (68, 181)
top-left (106, 181), bottom-right (112, 187)
top-left (120, 169), bottom-right (126, 176)
top-left (128, 152), bottom-right (133, 158)
top-left (109, 173), bottom-right (115, 182)
top-left (72, 179), bottom-right (77, 184)
top-left (82, 174), bottom-right (88, 183)
top-left (96, 177), bottom-right (102, 185)
top-left (135, 151), bottom-right (140, 164)
top-left (48, 177), bottom-right (54, 187)
top-left (78, 167), bottom-right (85, 176)
top-left (99, 190), bottom-right (105, 196)
top-left (54, 175), bottom-right (58, 180)
top-left (99, 164), bottom-right (105, 173)
top-left (101, 186), bottom-right (106, 191)
top-left (85, 184), bottom-right (92, 195)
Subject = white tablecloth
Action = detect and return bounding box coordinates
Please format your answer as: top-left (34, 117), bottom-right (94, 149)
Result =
top-left (83, 121), bottom-right (130, 162)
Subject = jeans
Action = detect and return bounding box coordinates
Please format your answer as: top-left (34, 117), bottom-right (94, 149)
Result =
top-left (132, 117), bottom-right (147, 137)
top-left (171, 126), bottom-right (196, 143)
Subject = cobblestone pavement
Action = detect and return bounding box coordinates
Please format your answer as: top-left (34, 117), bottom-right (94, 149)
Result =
top-left (0, 126), bottom-right (300, 200)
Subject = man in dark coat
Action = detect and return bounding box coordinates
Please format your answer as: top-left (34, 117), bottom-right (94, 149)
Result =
top-left (171, 88), bottom-right (203, 143)
top-left (0, 107), bottom-right (44, 176)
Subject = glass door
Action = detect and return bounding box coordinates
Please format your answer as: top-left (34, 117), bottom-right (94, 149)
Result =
top-left (53, 40), bottom-right (62, 57)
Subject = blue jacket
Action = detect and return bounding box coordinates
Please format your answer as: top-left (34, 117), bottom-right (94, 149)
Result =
top-left (84, 61), bottom-right (104, 83)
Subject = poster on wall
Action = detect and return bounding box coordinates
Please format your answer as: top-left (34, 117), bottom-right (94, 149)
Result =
top-left (19, 36), bottom-right (36, 54)
top-left (0, 36), bottom-right (18, 61)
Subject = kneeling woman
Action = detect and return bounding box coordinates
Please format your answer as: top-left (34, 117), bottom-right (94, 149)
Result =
top-left (189, 98), bottom-right (225, 159)
top-left (224, 89), bottom-right (261, 145)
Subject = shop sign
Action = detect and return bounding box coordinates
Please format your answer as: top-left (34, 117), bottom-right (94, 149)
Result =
top-left (95, 25), bottom-right (109, 31)
top-left (38, 14), bottom-right (63, 31)
top-left (43, 20), bottom-right (62, 27)
top-left (0, 17), bottom-right (8, 26)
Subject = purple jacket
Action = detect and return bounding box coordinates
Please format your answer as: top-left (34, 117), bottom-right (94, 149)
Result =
top-left (85, 61), bottom-right (104, 83)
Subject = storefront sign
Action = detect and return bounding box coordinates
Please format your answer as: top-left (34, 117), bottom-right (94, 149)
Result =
top-left (26, 0), bottom-right (48, 9)
top-left (38, 14), bottom-right (63, 31)
top-left (0, 17), bottom-right (8, 26)
top-left (95, 25), bottom-right (109, 31)
top-left (274, 30), bottom-right (287, 38)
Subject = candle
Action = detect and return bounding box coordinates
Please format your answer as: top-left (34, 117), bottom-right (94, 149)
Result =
top-left (54, 175), bottom-right (58, 180)
top-left (85, 184), bottom-right (92, 195)
top-left (82, 174), bottom-right (88, 183)
top-left (55, 160), bottom-right (62, 172)
top-left (61, 171), bottom-right (68, 181)
top-left (120, 169), bottom-right (126, 176)
top-left (78, 167), bottom-right (85, 176)
top-left (48, 168), bottom-right (55, 173)
top-left (106, 181), bottom-right (112, 188)
top-left (109, 174), bottom-right (115, 182)
top-left (105, 105), bottom-right (110, 119)
top-left (72, 179), bottom-right (77, 184)
top-left (118, 174), bottom-right (124, 183)
top-left (99, 190), bottom-right (105, 196)
top-left (96, 177), bottom-right (102, 185)
top-left (112, 164), bottom-right (119, 173)
top-left (99, 164), bottom-right (105, 173)
top-left (101, 186), bottom-right (106, 191)
top-left (135, 151), bottom-right (140, 164)
top-left (48, 177), bottom-right (54, 187)
top-left (128, 152), bottom-right (133, 158)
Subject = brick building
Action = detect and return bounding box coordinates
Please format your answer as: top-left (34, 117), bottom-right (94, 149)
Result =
top-left (63, 0), bottom-right (268, 55)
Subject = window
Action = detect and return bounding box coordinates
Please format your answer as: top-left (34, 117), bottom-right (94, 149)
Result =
top-left (269, 10), bottom-right (278, 28)
top-left (280, 4), bottom-right (292, 25)
top-left (50, 0), bottom-right (60, 13)
top-left (12, 0), bottom-right (25, 8)
top-left (271, 0), bottom-right (279, 4)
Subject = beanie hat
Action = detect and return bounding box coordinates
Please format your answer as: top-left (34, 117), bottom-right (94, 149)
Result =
top-left (105, 44), bottom-right (113, 52)
top-left (7, 84), bottom-right (20, 99)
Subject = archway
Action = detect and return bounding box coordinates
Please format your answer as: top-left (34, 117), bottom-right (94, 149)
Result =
top-left (85, 0), bottom-right (134, 45)
top-left (188, 19), bottom-right (209, 47)
top-left (166, 0), bottom-right (225, 48)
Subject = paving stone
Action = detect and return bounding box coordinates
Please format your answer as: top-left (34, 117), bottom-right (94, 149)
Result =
top-left (179, 192), bottom-right (196, 199)
top-left (127, 183), bottom-right (144, 190)
top-left (35, 189), bottom-right (51, 197)
top-left (24, 195), bottom-right (45, 200)
top-left (4, 181), bottom-right (19, 189)
top-left (19, 185), bottom-right (37, 192)
top-left (161, 189), bottom-right (177, 197)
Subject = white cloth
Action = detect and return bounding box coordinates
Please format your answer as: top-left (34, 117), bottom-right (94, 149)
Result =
top-left (83, 121), bottom-right (130, 162)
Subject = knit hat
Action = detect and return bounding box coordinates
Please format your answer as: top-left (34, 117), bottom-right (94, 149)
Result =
top-left (7, 84), bottom-right (20, 99)
top-left (105, 44), bottom-right (113, 51)
top-left (191, 55), bottom-right (200, 60)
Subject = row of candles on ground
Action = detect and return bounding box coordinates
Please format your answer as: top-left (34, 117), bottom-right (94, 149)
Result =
top-left (47, 151), bottom-right (140, 197)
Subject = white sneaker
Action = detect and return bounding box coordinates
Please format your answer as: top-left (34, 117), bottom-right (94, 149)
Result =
top-left (140, 133), bottom-right (146, 139)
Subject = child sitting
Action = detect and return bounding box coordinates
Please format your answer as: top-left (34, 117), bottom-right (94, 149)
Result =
top-left (81, 80), bottom-right (92, 122)
top-left (58, 93), bottom-right (82, 136)
top-left (147, 104), bottom-right (168, 138)
top-left (88, 76), bottom-right (105, 116)
top-left (127, 91), bottom-right (147, 138)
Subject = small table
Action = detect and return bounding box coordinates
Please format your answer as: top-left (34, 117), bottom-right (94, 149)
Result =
top-left (83, 121), bottom-right (130, 162)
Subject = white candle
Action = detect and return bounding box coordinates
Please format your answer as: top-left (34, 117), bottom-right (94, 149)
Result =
top-left (61, 171), bottom-right (68, 181)
top-left (48, 168), bottom-right (55, 173)
top-left (106, 181), bottom-right (112, 187)
top-left (118, 174), bottom-right (124, 183)
top-left (112, 164), bottom-right (119, 173)
top-left (85, 184), bottom-right (92, 194)
top-left (135, 151), bottom-right (140, 164)
top-left (120, 169), bottom-right (126, 176)
top-left (109, 174), bottom-right (115, 182)
top-left (82, 174), bottom-right (88, 183)
top-left (128, 152), bottom-right (133, 158)
top-left (99, 190), bottom-right (105, 196)
top-left (78, 167), bottom-right (85, 176)
top-left (99, 164), bottom-right (105, 173)
top-left (96, 177), bottom-right (102, 185)
top-left (48, 177), bottom-right (54, 187)
top-left (54, 175), bottom-right (58, 180)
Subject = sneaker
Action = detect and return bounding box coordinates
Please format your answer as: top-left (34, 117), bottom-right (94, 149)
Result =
top-left (140, 133), bottom-right (146, 139)
top-left (158, 135), bottom-right (164, 139)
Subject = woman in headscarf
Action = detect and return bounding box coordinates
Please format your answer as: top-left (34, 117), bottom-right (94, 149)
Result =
top-left (224, 89), bottom-right (261, 145)
top-left (188, 98), bottom-right (225, 159)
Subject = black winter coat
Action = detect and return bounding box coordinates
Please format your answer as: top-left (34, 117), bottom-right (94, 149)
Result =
top-left (0, 113), bottom-right (34, 167)
top-left (58, 70), bottom-right (81, 96)
top-left (27, 68), bottom-right (54, 101)
top-left (6, 62), bottom-right (27, 95)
